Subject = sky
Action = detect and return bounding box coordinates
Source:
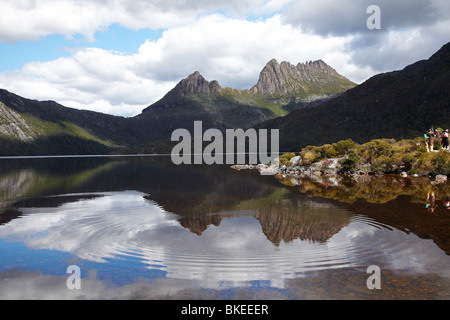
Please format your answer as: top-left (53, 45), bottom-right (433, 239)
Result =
top-left (0, 0), bottom-right (449, 117)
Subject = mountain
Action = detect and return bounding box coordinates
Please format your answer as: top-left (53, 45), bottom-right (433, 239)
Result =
top-left (161, 70), bottom-right (222, 97)
top-left (138, 71), bottom-right (271, 138)
top-left (249, 59), bottom-right (356, 113)
top-left (135, 60), bottom-right (356, 142)
top-left (257, 42), bottom-right (450, 152)
top-left (0, 58), bottom-right (357, 156)
top-left (251, 59), bottom-right (355, 96)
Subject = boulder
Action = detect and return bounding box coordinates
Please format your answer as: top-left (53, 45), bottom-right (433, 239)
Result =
top-left (259, 166), bottom-right (279, 176)
top-left (290, 156), bottom-right (301, 166)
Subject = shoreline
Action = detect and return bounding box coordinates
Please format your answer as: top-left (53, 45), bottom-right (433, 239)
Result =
top-left (231, 157), bottom-right (449, 185)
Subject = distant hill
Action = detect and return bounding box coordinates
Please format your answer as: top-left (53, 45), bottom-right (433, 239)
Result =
top-left (257, 42), bottom-right (450, 152)
top-left (0, 90), bottom-right (130, 155)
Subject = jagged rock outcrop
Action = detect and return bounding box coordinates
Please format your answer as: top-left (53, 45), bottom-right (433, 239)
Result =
top-left (169, 71), bottom-right (222, 97)
top-left (0, 102), bottom-right (35, 141)
top-left (251, 59), bottom-right (355, 95)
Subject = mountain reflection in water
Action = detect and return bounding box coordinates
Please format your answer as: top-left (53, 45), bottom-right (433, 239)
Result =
top-left (0, 156), bottom-right (449, 299)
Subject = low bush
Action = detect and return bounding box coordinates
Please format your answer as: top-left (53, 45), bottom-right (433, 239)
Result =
top-left (298, 137), bottom-right (450, 176)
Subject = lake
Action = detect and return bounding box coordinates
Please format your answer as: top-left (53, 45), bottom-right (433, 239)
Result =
top-left (0, 156), bottom-right (449, 300)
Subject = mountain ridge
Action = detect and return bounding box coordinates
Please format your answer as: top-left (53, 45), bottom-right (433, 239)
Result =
top-left (141, 58), bottom-right (356, 125)
top-left (250, 59), bottom-right (355, 96)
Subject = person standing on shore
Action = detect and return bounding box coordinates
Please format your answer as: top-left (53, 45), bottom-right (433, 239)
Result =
top-left (426, 129), bottom-right (435, 152)
top-left (442, 129), bottom-right (449, 150)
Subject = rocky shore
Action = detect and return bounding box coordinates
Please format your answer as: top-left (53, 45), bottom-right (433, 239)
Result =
top-left (231, 156), bottom-right (345, 177)
top-left (231, 156), bottom-right (448, 185)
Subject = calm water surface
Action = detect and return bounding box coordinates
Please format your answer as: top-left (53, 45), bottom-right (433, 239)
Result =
top-left (0, 156), bottom-right (449, 299)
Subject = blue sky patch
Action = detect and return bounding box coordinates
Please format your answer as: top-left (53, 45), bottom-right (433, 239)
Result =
top-left (0, 24), bottom-right (164, 72)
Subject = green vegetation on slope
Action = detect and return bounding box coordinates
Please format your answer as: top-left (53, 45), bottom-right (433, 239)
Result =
top-left (0, 135), bottom-right (115, 156)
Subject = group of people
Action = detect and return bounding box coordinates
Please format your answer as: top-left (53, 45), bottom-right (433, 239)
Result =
top-left (425, 128), bottom-right (449, 152)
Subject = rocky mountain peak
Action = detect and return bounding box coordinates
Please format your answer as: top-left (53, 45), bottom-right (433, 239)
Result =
top-left (170, 71), bottom-right (222, 97)
top-left (251, 58), bottom-right (354, 95)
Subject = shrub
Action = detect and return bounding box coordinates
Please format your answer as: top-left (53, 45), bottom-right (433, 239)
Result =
top-left (300, 151), bottom-right (317, 165)
top-left (333, 139), bottom-right (357, 155)
top-left (370, 155), bottom-right (397, 173)
top-left (279, 152), bottom-right (296, 160)
top-left (322, 145), bottom-right (339, 158)
top-left (297, 137), bottom-right (450, 175)
top-left (410, 155), bottom-right (425, 174)
top-left (279, 157), bottom-right (293, 167)
top-left (417, 146), bottom-right (428, 153)
top-left (341, 148), bottom-right (360, 172)
top-left (401, 153), bottom-right (416, 172)
top-left (300, 146), bottom-right (324, 164)
top-left (433, 141), bottom-right (442, 151)
top-left (431, 151), bottom-right (450, 175)
top-left (361, 139), bottom-right (394, 161)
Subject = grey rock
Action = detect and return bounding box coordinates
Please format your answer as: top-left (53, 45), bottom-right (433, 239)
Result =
top-left (251, 59), bottom-right (353, 95)
top-left (172, 71), bottom-right (222, 97)
top-left (259, 166), bottom-right (279, 176)
top-left (290, 156), bottom-right (301, 166)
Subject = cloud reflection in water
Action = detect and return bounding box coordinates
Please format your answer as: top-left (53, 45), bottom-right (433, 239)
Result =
top-left (0, 190), bottom-right (449, 295)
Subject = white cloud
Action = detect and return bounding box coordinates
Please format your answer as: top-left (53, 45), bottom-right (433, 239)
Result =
top-left (283, 0), bottom-right (450, 73)
top-left (346, 21), bottom-right (450, 73)
top-left (0, 0), bottom-right (270, 43)
top-left (0, 14), bottom-right (361, 117)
